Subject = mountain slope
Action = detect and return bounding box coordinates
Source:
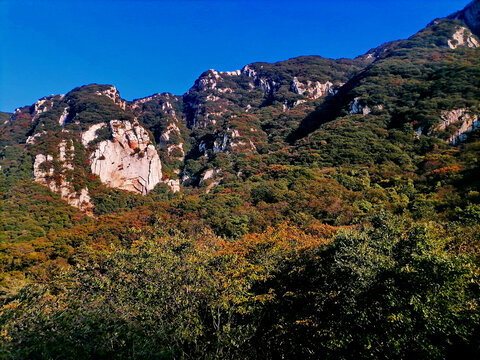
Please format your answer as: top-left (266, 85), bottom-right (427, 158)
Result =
top-left (2, 1), bottom-right (480, 359)
top-left (0, 0), bottom-right (479, 232)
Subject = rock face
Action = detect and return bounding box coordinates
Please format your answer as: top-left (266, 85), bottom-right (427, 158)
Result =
top-left (58, 107), bottom-right (69, 126)
top-left (29, 96), bottom-right (60, 121)
top-left (213, 128), bottom-right (256, 153)
top-left (450, 0), bottom-right (480, 36)
top-left (447, 26), bottom-right (480, 49)
top-left (81, 123), bottom-right (107, 147)
top-left (95, 86), bottom-right (127, 110)
top-left (163, 179), bottom-right (180, 193)
top-left (89, 120), bottom-right (162, 195)
top-left (132, 92), bottom-right (186, 168)
top-left (349, 97), bottom-right (371, 115)
top-left (33, 141), bottom-right (94, 215)
top-left (291, 77), bottom-right (336, 99)
top-left (436, 109), bottom-right (480, 145)
top-left (241, 64), bottom-right (280, 94)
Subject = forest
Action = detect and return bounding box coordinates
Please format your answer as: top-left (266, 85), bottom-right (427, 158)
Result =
top-left (1, 2), bottom-right (480, 359)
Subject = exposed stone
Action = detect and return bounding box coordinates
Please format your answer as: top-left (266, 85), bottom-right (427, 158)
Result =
top-left (30, 97), bottom-right (55, 121)
top-left (81, 123), bottom-right (107, 147)
top-left (415, 126), bottom-right (424, 139)
top-left (220, 70), bottom-right (241, 76)
top-left (95, 86), bottom-right (127, 110)
top-left (450, 0), bottom-right (480, 36)
top-left (447, 26), bottom-right (480, 49)
top-left (206, 94), bottom-right (220, 102)
top-left (58, 140), bottom-right (74, 170)
top-left (33, 154), bottom-right (54, 179)
top-left (241, 64), bottom-right (279, 94)
top-left (349, 97), bottom-right (371, 115)
top-left (202, 168), bottom-right (220, 182)
top-left (194, 70), bottom-right (221, 91)
top-left (33, 146), bottom-right (94, 215)
top-left (436, 109), bottom-right (480, 144)
top-left (163, 179), bottom-right (181, 193)
top-left (291, 77), bottom-right (335, 99)
top-left (206, 180), bottom-right (221, 193)
top-left (436, 109), bottom-right (471, 131)
top-left (199, 140), bottom-right (208, 155)
top-left (213, 133), bottom-right (230, 153)
top-left (131, 95), bottom-right (156, 109)
top-left (167, 143), bottom-right (185, 159)
top-left (89, 120), bottom-right (162, 195)
top-left (58, 107), bottom-right (69, 126)
top-left (160, 123), bottom-right (181, 145)
top-left (26, 131), bottom-right (47, 145)
top-left (212, 128), bottom-right (256, 153)
top-left (217, 87), bottom-right (234, 94)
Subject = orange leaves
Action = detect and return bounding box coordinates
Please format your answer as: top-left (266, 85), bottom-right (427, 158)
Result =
top-left (391, 78), bottom-right (403, 85)
top-left (427, 165), bottom-right (462, 176)
top-left (219, 222), bottom-right (334, 260)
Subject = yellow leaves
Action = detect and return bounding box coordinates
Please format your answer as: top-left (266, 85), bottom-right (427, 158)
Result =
top-left (1, 300), bottom-right (20, 312)
top-left (220, 222), bottom-right (336, 260)
top-left (388, 314), bottom-right (401, 323)
top-left (295, 319), bottom-right (318, 327)
top-left (465, 301), bottom-right (477, 310)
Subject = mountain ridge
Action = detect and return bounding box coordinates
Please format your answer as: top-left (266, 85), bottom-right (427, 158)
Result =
top-left (3, 2), bottom-right (480, 358)
top-left (1, 0), bottom-right (480, 215)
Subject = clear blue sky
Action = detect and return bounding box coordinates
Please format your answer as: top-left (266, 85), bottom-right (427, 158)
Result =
top-left (0, 0), bottom-right (469, 112)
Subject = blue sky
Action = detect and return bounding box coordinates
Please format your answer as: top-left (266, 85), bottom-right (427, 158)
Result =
top-left (0, 0), bottom-right (469, 112)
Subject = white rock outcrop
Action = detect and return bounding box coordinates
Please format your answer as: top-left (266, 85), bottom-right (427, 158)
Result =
top-left (89, 119), bottom-right (162, 195)
top-left (160, 123), bottom-right (180, 144)
top-left (30, 97), bottom-right (55, 121)
top-left (58, 107), bottom-right (69, 126)
top-left (241, 64), bottom-right (279, 94)
top-left (349, 97), bottom-right (371, 115)
top-left (159, 122), bottom-right (185, 160)
top-left (131, 95), bottom-right (156, 109)
top-left (163, 179), bottom-right (180, 193)
top-left (26, 131), bottom-right (47, 145)
top-left (33, 141), bottom-right (94, 215)
top-left (33, 154), bottom-right (54, 179)
top-left (291, 77), bottom-right (335, 99)
top-left (448, 26), bottom-right (480, 49)
top-left (202, 168), bottom-right (221, 181)
top-left (221, 70), bottom-right (241, 76)
top-left (436, 109), bottom-right (471, 131)
top-left (436, 109), bottom-right (480, 145)
top-left (194, 70), bottom-right (221, 91)
top-left (212, 128), bottom-right (255, 153)
top-left (81, 123), bottom-right (107, 147)
top-left (95, 86), bottom-right (127, 110)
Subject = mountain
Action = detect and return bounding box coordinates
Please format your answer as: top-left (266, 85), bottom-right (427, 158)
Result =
top-left (2, 1), bottom-right (480, 359)
top-left (0, 0), bottom-right (479, 242)
top-left (1, 0), bottom-right (480, 239)
top-left (1, 55), bottom-right (372, 214)
top-left (450, 0), bottom-right (480, 36)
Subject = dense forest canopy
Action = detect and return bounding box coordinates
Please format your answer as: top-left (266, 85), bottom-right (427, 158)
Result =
top-left (1, 1), bottom-right (480, 359)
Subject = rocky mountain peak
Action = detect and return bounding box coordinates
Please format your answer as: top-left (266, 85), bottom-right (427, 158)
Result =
top-left (94, 85), bottom-right (127, 110)
top-left (450, 0), bottom-right (480, 36)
